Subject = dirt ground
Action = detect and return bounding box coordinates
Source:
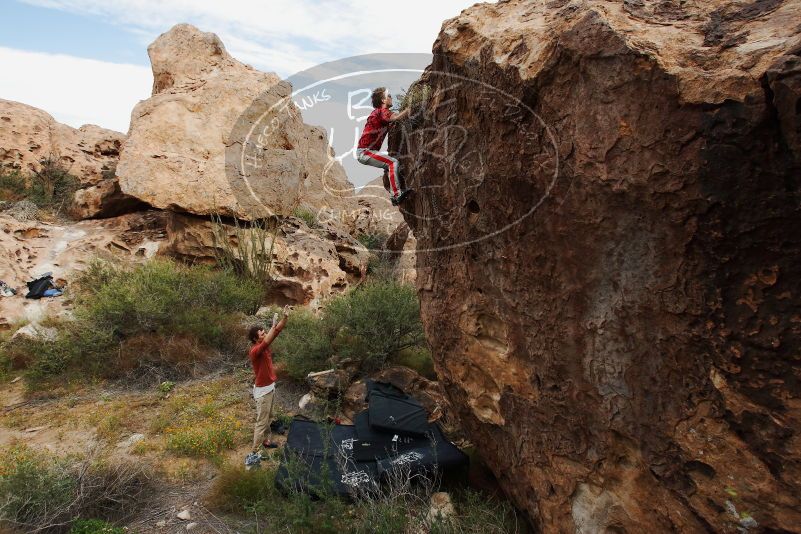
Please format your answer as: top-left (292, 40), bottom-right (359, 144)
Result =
top-left (0, 369), bottom-right (308, 533)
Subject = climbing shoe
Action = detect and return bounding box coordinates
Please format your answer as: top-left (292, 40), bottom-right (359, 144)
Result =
top-left (395, 188), bottom-right (413, 204)
top-left (245, 452), bottom-right (262, 468)
top-left (262, 440), bottom-right (279, 449)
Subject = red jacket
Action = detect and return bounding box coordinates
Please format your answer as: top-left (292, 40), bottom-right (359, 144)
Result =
top-left (249, 339), bottom-right (278, 387)
top-left (358, 108), bottom-right (393, 150)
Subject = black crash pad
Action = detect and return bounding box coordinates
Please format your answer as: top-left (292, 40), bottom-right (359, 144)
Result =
top-left (352, 410), bottom-right (431, 461)
top-left (367, 390), bottom-right (429, 436)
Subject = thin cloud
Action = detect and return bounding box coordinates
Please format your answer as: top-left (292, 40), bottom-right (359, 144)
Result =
top-left (3, 0), bottom-right (493, 130)
top-left (17, 0), bottom-right (491, 75)
top-left (0, 46), bottom-right (151, 131)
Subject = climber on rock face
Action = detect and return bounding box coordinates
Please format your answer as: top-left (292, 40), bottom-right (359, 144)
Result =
top-left (356, 86), bottom-right (412, 206)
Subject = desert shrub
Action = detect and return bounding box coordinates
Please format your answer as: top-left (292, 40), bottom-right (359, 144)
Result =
top-left (0, 445), bottom-right (76, 529)
top-left (272, 308), bottom-right (332, 380)
top-left (211, 213), bottom-right (279, 283)
top-left (28, 156), bottom-right (79, 210)
top-left (398, 83), bottom-right (431, 113)
top-left (0, 157), bottom-right (78, 213)
top-left (293, 207), bottom-right (319, 229)
top-left (0, 445), bottom-right (151, 533)
top-left (271, 280), bottom-right (426, 379)
top-left (78, 259), bottom-right (263, 340)
top-left (394, 346), bottom-right (436, 380)
top-left (366, 253), bottom-right (397, 282)
top-left (69, 519), bottom-right (125, 534)
top-left (8, 259), bottom-right (264, 387)
top-left (0, 166), bottom-right (27, 202)
top-left (165, 415), bottom-right (241, 458)
top-left (324, 280), bottom-right (426, 372)
top-left (356, 232), bottom-right (387, 251)
top-left (6, 321), bottom-right (117, 383)
top-left (205, 464), bottom-right (277, 513)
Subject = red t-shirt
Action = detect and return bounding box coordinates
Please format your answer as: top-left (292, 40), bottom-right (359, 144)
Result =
top-left (249, 340), bottom-right (277, 387)
top-left (358, 108), bottom-right (393, 150)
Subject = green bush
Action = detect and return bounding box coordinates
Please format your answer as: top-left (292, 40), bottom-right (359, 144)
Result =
top-left (0, 158), bottom-right (79, 212)
top-left (356, 232), bottom-right (387, 251)
top-left (398, 83), bottom-right (431, 113)
top-left (272, 280), bottom-right (426, 379)
top-left (0, 166), bottom-right (27, 201)
top-left (324, 280), bottom-right (426, 372)
top-left (5, 259), bottom-right (265, 387)
top-left (272, 308), bottom-right (333, 380)
top-left (78, 259), bottom-right (263, 341)
top-left (28, 156), bottom-right (79, 210)
top-left (0, 446), bottom-right (150, 533)
top-left (293, 207), bottom-right (320, 228)
top-left (69, 519), bottom-right (125, 534)
top-left (6, 322), bottom-right (117, 383)
top-left (206, 464), bottom-right (277, 513)
top-left (0, 445), bottom-right (76, 529)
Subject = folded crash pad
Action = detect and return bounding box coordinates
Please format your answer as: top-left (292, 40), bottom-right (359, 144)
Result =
top-left (365, 379), bottom-right (408, 401)
top-left (275, 452), bottom-right (380, 497)
top-left (374, 422), bottom-right (468, 477)
top-left (352, 410), bottom-right (431, 462)
top-left (276, 418), bottom-right (380, 497)
top-left (285, 418), bottom-right (358, 457)
top-left (367, 390), bottom-right (430, 436)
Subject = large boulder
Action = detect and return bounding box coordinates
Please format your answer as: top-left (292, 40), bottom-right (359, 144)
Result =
top-left (117, 24), bottom-right (357, 220)
top-left (394, 1), bottom-right (801, 532)
top-left (0, 99), bottom-right (142, 218)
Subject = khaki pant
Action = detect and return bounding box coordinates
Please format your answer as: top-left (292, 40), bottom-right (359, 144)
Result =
top-left (252, 390), bottom-right (275, 451)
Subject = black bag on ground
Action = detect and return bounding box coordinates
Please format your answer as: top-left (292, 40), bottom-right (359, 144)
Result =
top-left (25, 273), bottom-right (54, 299)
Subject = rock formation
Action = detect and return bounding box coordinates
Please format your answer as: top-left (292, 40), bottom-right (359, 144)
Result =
top-left (163, 212), bottom-right (368, 306)
top-left (0, 99), bottom-right (143, 218)
top-left (393, 0), bottom-right (801, 532)
top-left (117, 24), bottom-right (357, 220)
top-left (0, 210), bottom-right (168, 327)
top-left (352, 176), bottom-right (405, 236)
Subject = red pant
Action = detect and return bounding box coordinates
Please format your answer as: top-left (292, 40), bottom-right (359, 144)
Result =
top-left (357, 148), bottom-right (400, 197)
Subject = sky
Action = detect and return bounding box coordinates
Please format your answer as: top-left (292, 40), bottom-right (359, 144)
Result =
top-left (0, 0), bottom-right (490, 133)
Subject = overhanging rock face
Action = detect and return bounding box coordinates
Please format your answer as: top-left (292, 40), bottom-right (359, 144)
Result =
top-left (392, 0), bottom-right (801, 531)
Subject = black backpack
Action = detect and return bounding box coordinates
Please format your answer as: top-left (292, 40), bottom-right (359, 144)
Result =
top-left (25, 273), bottom-right (54, 299)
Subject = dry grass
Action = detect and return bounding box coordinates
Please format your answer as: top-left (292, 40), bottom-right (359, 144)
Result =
top-left (0, 445), bottom-right (152, 533)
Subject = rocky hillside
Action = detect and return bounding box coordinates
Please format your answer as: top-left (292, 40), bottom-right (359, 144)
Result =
top-left (393, 0), bottom-right (801, 532)
top-left (0, 99), bottom-right (144, 218)
top-left (1, 24), bottom-right (400, 315)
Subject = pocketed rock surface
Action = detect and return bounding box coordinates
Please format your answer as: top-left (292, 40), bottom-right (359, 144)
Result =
top-left (393, 0), bottom-right (801, 531)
